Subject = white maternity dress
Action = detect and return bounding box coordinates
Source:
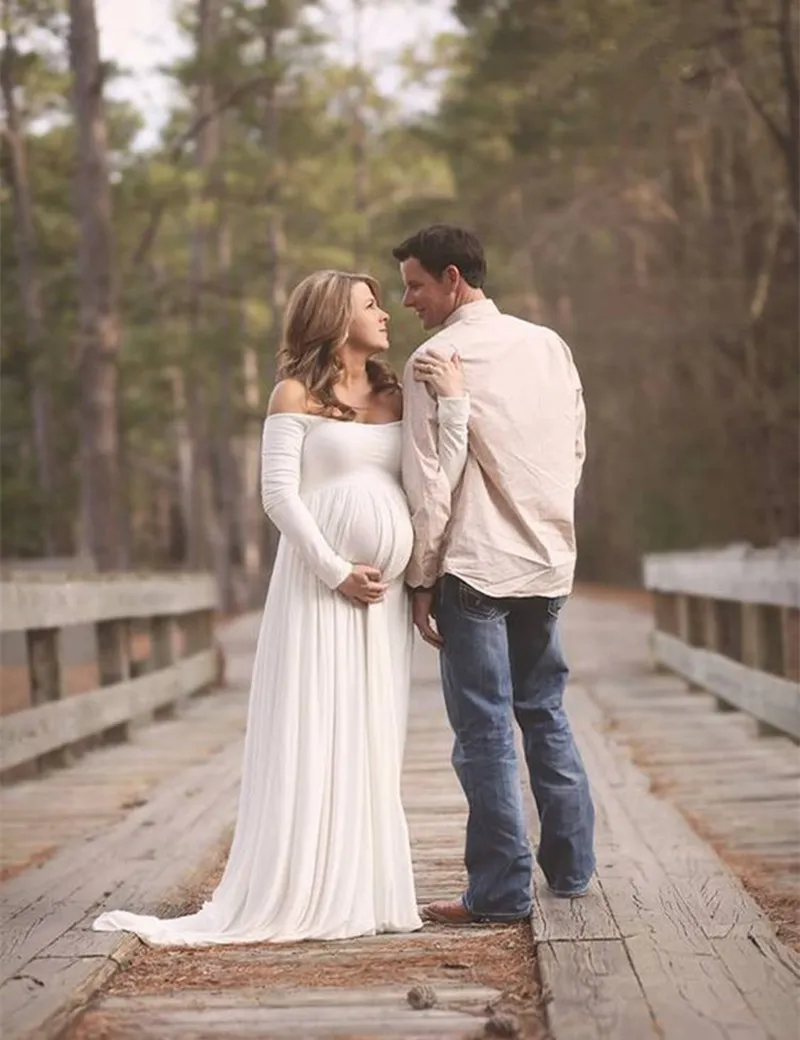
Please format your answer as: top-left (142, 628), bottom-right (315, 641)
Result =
top-left (94, 400), bottom-right (469, 945)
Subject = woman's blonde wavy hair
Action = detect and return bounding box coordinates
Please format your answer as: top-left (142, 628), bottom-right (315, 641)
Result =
top-left (277, 270), bottom-right (399, 421)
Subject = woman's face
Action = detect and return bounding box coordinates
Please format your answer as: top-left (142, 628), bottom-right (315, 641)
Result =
top-left (346, 281), bottom-right (390, 353)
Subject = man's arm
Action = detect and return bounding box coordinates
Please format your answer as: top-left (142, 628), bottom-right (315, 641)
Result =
top-left (575, 384), bottom-right (587, 487)
top-left (402, 353), bottom-right (457, 590)
top-left (557, 332), bottom-right (586, 489)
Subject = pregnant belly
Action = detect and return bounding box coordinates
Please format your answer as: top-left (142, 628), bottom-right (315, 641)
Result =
top-left (307, 479), bottom-right (414, 583)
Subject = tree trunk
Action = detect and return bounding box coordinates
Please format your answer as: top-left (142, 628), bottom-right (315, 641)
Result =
top-left (241, 326), bottom-right (264, 601)
top-left (262, 12), bottom-right (287, 336)
top-left (1, 24), bottom-right (58, 554)
top-left (183, 0), bottom-right (226, 584)
top-left (351, 0), bottom-right (368, 265)
top-left (214, 205), bottom-right (239, 611)
top-left (258, 9), bottom-right (286, 585)
top-left (171, 366), bottom-right (194, 564)
top-left (777, 0), bottom-right (799, 216)
top-left (67, 0), bottom-right (124, 571)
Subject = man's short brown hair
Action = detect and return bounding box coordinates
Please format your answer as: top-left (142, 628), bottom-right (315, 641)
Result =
top-left (392, 225), bottom-right (486, 288)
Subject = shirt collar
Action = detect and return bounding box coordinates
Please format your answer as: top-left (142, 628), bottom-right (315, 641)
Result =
top-left (443, 298), bottom-right (500, 328)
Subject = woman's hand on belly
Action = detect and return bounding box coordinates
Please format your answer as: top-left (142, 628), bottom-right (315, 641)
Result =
top-left (308, 479), bottom-right (414, 584)
top-left (337, 564), bottom-right (389, 606)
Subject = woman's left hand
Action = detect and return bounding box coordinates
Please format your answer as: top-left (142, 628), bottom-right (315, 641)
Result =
top-left (412, 350), bottom-right (464, 398)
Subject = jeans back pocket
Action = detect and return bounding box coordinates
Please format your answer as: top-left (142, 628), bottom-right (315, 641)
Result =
top-left (456, 578), bottom-right (505, 621)
top-left (545, 595), bottom-right (569, 620)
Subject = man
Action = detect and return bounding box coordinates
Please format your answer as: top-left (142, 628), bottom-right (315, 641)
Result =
top-left (396, 224), bottom-right (595, 924)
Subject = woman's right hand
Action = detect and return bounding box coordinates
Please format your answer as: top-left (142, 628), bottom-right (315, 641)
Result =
top-left (412, 350), bottom-right (464, 397)
top-left (337, 564), bottom-right (388, 605)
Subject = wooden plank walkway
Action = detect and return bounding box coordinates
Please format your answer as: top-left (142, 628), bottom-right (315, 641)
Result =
top-left (0, 691), bottom-right (248, 882)
top-left (0, 595), bottom-right (798, 1039)
top-left (564, 593), bottom-right (799, 946)
top-left (590, 675), bottom-right (799, 940)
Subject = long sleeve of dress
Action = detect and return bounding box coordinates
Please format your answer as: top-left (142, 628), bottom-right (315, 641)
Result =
top-left (403, 359), bottom-right (471, 588)
top-left (437, 395), bottom-right (470, 491)
top-left (261, 415), bottom-right (353, 590)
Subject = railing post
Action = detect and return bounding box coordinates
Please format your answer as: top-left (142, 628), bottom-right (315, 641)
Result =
top-left (743, 603), bottom-right (786, 737)
top-left (675, 594), bottom-right (691, 644)
top-left (757, 606), bottom-right (784, 677)
top-left (150, 615), bottom-right (175, 670)
top-left (741, 603), bottom-right (762, 670)
top-left (783, 608), bottom-right (800, 683)
top-left (150, 614), bottom-right (180, 719)
top-left (679, 596), bottom-right (705, 691)
top-left (717, 601), bottom-right (743, 662)
top-left (702, 599), bottom-right (720, 652)
top-left (27, 628), bottom-right (62, 706)
top-left (193, 609), bottom-right (217, 693)
top-left (650, 593), bottom-right (672, 672)
top-left (653, 592), bottom-right (672, 634)
top-left (182, 610), bottom-right (212, 657)
top-left (96, 619), bottom-right (131, 743)
top-left (183, 608), bottom-right (218, 693)
top-left (704, 599), bottom-right (737, 712)
top-left (26, 628), bottom-right (70, 769)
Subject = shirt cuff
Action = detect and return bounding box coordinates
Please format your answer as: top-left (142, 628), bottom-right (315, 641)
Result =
top-left (437, 395), bottom-right (470, 422)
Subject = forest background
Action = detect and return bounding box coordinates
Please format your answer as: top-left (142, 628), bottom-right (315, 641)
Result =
top-left (2, 0), bottom-right (797, 610)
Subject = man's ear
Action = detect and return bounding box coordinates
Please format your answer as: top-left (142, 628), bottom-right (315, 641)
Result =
top-left (443, 264), bottom-right (461, 291)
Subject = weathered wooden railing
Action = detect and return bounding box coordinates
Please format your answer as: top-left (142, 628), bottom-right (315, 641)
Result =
top-left (643, 543), bottom-right (800, 739)
top-left (0, 572), bottom-right (219, 776)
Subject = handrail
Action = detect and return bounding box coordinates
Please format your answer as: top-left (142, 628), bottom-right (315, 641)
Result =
top-left (643, 542), bottom-right (800, 609)
top-left (642, 543), bottom-right (800, 739)
top-left (0, 571), bottom-right (217, 632)
top-left (0, 571), bottom-right (220, 776)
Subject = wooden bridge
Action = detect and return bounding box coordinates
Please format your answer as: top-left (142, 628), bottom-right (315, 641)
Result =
top-left (0, 546), bottom-right (798, 1039)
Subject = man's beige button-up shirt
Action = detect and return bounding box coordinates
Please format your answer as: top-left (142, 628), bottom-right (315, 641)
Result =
top-left (402, 299), bottom-right (586, 598)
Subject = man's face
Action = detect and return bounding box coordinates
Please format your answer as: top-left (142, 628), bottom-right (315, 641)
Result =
top-left (400, 257), bottom-right (455, 331)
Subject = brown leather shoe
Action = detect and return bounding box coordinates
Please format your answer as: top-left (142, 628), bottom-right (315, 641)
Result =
top-left (420, 899), bottom-right (529, 926)
top-left (420, 899), bottom-right (478, 925)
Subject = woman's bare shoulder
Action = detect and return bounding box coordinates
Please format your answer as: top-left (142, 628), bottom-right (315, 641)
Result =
top-left (267, 379), bottom-right (310, 415)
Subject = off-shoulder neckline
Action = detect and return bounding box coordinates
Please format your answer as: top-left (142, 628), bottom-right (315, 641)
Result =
top-left (265, 413), bottom-right (402, 427)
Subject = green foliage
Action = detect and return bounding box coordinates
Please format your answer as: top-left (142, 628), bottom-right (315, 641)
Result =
top-left (2, 0), bottom-right (797, 578)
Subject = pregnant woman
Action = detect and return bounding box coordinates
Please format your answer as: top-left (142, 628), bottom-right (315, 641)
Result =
top-left (93, 269), bottom-right (468, 945)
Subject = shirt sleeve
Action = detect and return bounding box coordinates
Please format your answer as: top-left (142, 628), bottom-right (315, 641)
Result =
top-left (261, 415), bottom-right (353, 590)
top-left (566, 340), bottom-right (587, 492)
top-left (437, 395), bottom-right (470, 491)
top-left (575, 385), bottom-right (586, 487)
top-left (402, 354), bottom-right (460, 589)
top-left (556, 331), bottom-right (587, 490)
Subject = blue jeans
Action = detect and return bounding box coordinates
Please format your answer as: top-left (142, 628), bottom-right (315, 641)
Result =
top-left (435, 573), bottom-right (595, 918)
